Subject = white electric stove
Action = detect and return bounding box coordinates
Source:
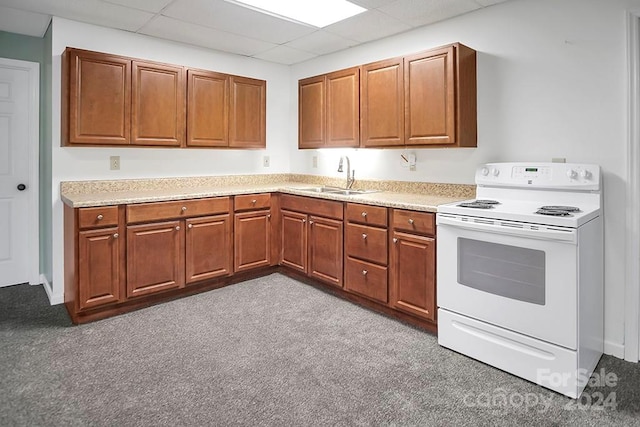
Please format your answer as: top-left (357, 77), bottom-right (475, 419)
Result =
top-left (436, 162), bottom-right (603, 398)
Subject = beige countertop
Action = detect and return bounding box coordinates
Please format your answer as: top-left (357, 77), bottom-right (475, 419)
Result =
top-left (60, 175), bottom-right (475, 212)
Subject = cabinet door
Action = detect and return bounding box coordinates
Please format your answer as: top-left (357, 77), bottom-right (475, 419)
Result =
top-left (132, 61), bottom-right (185, 146)
top-left (404, 46), bottom-right (455, 146)
top-left (390, 231), bottom-right (436, 321)
top-left (281, 210), bottom-right (307, 273)
top-left (229, 76), bottom-right (266, 148)
top-left (78, 227), bottom-right (123, 310)
top-left (326, 67), bottom-right (359, 147)
top-left (308, 216), bottom-right (343, 287)
top-left (186, 215), bottom-right (232, 284)
top-left (234, 210), bottom-right (272, 272)
top-left (127, 220), bottom-right (184, 298)
top-left (187, 69), bottom-right (228, 147)
top-left (298, 75), bottom-right (325, 149)
top-left (66, 49), bottom-right (131, 145)
top-left (360, 58), bottom-right (404, 147)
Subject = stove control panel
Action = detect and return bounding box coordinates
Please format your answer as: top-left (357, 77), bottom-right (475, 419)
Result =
top-left (476, 163), bottom-right (600, 190)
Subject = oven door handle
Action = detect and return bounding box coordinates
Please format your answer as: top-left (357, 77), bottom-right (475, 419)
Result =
top-left (436, 214), bottom-right (577, 243)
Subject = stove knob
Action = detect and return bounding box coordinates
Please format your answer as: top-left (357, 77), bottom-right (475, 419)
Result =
top-left (566, 169), bottom-right (577, 179)
top-left (481, 167), bottom-right (489, 176)
top-left (580, 169), bottom-right (592, 179)
top-left (491, 168), bottom-right (500, 177)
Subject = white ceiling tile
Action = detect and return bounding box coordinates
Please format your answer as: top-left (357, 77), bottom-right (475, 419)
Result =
top-left (163, 0), bottom-right (316, 45)
top-left (474, 0), bottom-right (509, 6)
top-left (253, 45), bottom-right (317, 65)
top-left (285, 31), bottom-right (359, 56)
top-left (0, 0), bottom-right (155, 32)
top-left (0, 6), bottom-right (51, 37)
top-left (101, 0), bottom-right (174, 13)
top-left (348, 0), bottom-right (397, 9)
top-left (324, 9), bottom-right (411, 43)
top-left (379, 0), bottom-right (480, 27)
top-left (139, 15), bottom-right (277, 57)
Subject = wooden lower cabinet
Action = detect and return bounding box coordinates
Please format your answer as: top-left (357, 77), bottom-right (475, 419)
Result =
top-left (308, 215), bottom-right (343, 287)
top-left (280, 195), bottom-right (344, 287)
top-left (77, 226), bottom-right (123, 310)
top-left (281, 210), bottom-right (308, 273)
top-left (234, 210), bottom-right (271, 272)
top-left (389, 230), bottom-right (436, 322)
top-left (126, 220), bottom-right (185, 298)
top-left (187, 215), bottom-right (232, 283)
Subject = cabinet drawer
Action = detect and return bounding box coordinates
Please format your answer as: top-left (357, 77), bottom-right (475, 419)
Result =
top-left (392, 209), bottom-right (435, 236)
top-left (235, 193), bottom-right (271, 211)
top-left (127, 197), bottom-right (230, 223)
top-left (345, 223), bottom-right (387, 265)
top-left (345, 257), bottom-right (388, 303)
top-left (280, 194), bottom-right (343, 220)
top-left (346, 203), bottom-right (387, 227)
top-left (78, 206), bottom-right (119, 229)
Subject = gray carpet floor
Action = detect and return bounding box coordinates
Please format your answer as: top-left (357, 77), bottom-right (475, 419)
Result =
top-left (1, 273), bottom-right (639, 426)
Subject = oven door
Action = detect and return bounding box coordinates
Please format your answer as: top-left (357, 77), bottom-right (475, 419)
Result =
top-left (436, 213), bottom-right (578, 349)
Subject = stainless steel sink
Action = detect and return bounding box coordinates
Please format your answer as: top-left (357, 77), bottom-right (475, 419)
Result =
top-left (294, 186), bottom-right (379, 196)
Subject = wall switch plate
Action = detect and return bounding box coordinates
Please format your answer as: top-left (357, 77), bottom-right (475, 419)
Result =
top-left (408, 153), bottom-right (416, 171)
top-left (312, 155), bottom-right (318, 168)
top-left (110, 156), bottom-right (120, 170)
top-left (263, 156), bottom-right (270, 167)
top-left (552, 157), bottom-right (566, 163)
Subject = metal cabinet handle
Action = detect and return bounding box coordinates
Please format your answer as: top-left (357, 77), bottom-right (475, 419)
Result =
top-left (181, 206), bottom-right (187, 212)
top-left (361, 212), bottom-right (367, 217)
top-left (309, 220), bottom-right (314, 225)
top-left (175, 226), bottom-right (181, 231)
top-left (408, 218), bottom-right (414, 225)
top-left (113, 233), bottom-right (119, 239)
top-left (362, 233), bottom-right (367, 239)
top-left (362, 270), bottom-right (368, 276)
top-left (267, 214), bottom-right (272, 219)
top-left (188, 224), bottom-right (193, 229)
top-left (251, 199), bottom-right (257, 204)
top-left (97, 214), bottom-right (104, 220)
top-left (393, 238), bottom-right (398, 243)
top-left (302, 218), bottom-right (306, 223)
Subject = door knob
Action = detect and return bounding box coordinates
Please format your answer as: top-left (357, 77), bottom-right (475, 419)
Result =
top-left (17, 184), bottom-right (26, 191)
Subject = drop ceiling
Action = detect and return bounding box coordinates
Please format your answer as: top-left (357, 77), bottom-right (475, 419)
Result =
top-left (0, 0), bottom-right (509, 65)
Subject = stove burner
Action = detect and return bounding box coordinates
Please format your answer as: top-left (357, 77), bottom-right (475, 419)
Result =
top-left (458, 202), bottom-right (495, 209)
top-left (475, 200), bottom-right (500, 205)
top-left (535, 209), bottom-right (573, 216)
top-left (539, 205), bottom-right (581, 212)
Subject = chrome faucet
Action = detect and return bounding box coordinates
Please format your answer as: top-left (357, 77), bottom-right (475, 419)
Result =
top-left (337, 156), bottom-right (355, 189)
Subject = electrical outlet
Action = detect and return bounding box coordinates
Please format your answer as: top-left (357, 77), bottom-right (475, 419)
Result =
top-left (110, 156), bottom-right (120, 170)
top-left (263, 156), bottom-right (270, 167)
top-left (313, 155), bottom-right (318, 168)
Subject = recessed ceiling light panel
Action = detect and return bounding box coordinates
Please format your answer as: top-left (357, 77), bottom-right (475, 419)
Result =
top-left (225, 0), bottom-right (367, 28)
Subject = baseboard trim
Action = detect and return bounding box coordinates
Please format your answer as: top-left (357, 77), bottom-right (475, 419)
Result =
top-left (604, 340), bottom-right (625, 359)
top-left (40, 274), bottom-right (63, 305)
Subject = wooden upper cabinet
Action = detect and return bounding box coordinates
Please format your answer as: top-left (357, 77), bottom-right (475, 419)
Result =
top-left (62, 47), bottom-right (266, 149)
top-left (187, 69), bottom-right (229, 147)
top-left (299, 42), bottom-right (476, 149)
top-left (360, 58), bottom-right (404, 147)
top-left (404, 43), bottom-right (476, 147)
top-left (298, 67), bottom-right (359, 148)
top-left (229, 76), bottom-right (266, 148)
top-left (132, 61), bottom-right (185, 146)
top-left (326, 67), bottom-right (359, 148)
top-left (64, 49), bottom-right (131, 145)
top-left (298, 75), bottom-right (325, 149)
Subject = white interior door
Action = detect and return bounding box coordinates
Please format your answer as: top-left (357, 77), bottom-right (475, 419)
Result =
top-left (0, 58), bottom-right (39, 287)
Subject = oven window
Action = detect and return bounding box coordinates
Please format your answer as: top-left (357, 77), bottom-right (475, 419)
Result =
top-left (457, 238), bottom-right (545, 305)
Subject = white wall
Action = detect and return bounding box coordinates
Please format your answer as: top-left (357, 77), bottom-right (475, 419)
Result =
top-left (49, 17), bottom-right (292, 303)
top-left (290, 0), bottom-right (635, 357)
